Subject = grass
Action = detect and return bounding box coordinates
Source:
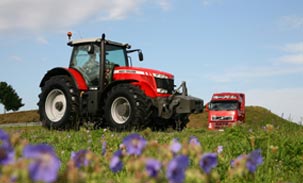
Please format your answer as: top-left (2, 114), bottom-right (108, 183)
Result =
top-left (0, 106), bottom-right (303, 182)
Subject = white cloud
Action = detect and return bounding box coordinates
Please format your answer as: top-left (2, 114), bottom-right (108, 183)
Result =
top-left (246, 88), bottom-right (303, 123)
top-left (283, 42), bottom-right (303, 53)
top-left (280, 15), bottom-right (303, 30)
top-left (279, 54), bottom-right (303, 64)
top-left (207, 65), bottom-right (303, 83)
top-left (10, 55), bottom-right (23, 62)
top-left (0, 0), bottom-right (168, 33)
top-left (207, 41), bottom-right (303, 83)
top-left (201, 0), bottom-right (222, 6)
top-left (155, 0), bottom-right (172, 11)
top-left (36, 36), bottom-right (49, 45)
top-left (278, 42), bottom-right (303, 64)
top-left (99, 0), bottom-right (144, 21)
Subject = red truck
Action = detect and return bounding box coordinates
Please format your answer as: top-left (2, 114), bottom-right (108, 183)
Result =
top-left (207, 92), bottom-right (245, 130)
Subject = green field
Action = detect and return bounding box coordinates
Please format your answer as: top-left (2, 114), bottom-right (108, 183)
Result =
top-left (0, 106), bottom-right (302, 183)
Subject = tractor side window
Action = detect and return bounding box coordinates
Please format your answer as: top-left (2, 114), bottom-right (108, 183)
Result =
top-left (105, 45), bottom-right (127, 66)
top-left (71, 45), bottom-right (100, 68)
top-left (71, 44), bottom-right (100, 86)
top-left (72, 47), bottom-right (89, 67)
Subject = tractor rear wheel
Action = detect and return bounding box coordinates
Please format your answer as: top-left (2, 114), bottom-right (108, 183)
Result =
top-left (38, 75), bottom-right (80, 130)
top-left (103, 83), bottom-right (152, 131)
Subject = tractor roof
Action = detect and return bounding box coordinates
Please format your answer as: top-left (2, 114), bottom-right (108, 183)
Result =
top-left (67, 37), bottom-right (130, 48)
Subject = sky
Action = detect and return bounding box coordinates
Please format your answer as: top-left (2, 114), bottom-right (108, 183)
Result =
top-left (0, 0), bottom-right (302, 123)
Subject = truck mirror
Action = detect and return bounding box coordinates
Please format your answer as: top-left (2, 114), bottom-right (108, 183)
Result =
top-left (138, 51), bottom-right (144, 61)
top-left (205, 102), bottom-right (209, 112)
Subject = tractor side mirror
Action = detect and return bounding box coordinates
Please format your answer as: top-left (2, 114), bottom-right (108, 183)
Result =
top-left (138, 50), bottom-right (144, 61)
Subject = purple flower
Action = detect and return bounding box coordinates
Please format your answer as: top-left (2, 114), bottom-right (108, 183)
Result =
top-left (166, 155), bottom-right (189, 183)
top-left (246, 149), bottom-right (263, 173)
top-left (0, 129), bottom-right (10, 143)
top-left (170, 138), bottom-right (182, 154)
top-left (217, 145), bottom-right (223, 154)
top-left (145, 158), bottom-right (161, 177)
top-left (0, 145), bottom-right (14, 165)
top-left (70, 150), bottom-right (90, 168)
top-left (23, 144), bottom-right (60, 183)
top-left (101, 141), bottom-right (106, 156)
top-left (0, 129), bottom-right (14, 165)
top-left (110, 150), bottom-right (123, 173)
top-left (199, 153), bottom-right (218, 174)
top-left (122, 133), bottom-right (147, 156)
top-left (189, 136), bottom-right (201, 146)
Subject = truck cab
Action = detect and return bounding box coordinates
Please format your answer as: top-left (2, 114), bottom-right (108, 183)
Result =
top-left (208, 93), bottom-right (245, 130)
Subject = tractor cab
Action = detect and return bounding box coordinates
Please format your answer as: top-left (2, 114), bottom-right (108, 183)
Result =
top-left (67, 34), bottom-right (142, 88)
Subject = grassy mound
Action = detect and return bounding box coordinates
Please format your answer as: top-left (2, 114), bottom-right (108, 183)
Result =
top-left (0, 106), bottom-right (298, 128)
top-left (187, 105), bottom-right (298, 129)
top-left (0, 110), bottom-right (39, 124)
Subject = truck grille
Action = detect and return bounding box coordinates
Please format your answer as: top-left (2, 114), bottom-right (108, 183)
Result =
top-left (214, 122), bottom-right (230, 129)
top-left (155, 78), bottom-right (174, 94)
top-left (211, 116), bottom-right (233, 121)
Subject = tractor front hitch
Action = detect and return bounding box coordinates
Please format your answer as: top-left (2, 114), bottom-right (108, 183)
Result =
top-left (155, 81), bottom-right (203, 119)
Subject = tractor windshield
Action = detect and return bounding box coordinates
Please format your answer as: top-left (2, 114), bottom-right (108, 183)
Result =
top-left (106, 44), bottom-right (128, 67)
top-left (209, 101), bottom-right (239, 111)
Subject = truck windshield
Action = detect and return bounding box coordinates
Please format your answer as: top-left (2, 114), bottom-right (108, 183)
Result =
top-left (209, 101), bottom-right (239, 111)
top-left (105, 44), bottom-right (128, 66)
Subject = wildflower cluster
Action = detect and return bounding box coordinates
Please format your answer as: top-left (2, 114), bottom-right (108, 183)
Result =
top-left (0, 129), bottom-right (60, 183)
top-left (0, 128), bottom-right (265, 183)
top-left (230, 149), bottom-right (263, 177)
top-left (108, 133), bottom-right (263, 183)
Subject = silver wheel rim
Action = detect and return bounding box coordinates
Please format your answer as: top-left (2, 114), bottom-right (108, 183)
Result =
top-left (111, 97), bottom-right (131, 124)
top-left (45, 89), bottom-right (67, 122)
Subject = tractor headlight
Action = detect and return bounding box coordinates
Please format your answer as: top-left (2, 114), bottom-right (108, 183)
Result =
top-left (153, 73), bottom-right (168, 79)
top-left (157, 88), bottom-right (168, 94)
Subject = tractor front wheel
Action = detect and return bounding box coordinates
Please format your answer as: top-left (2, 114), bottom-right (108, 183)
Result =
top-left (104, 83), bottom-right (152, 131)
top-left (38, 75), bottom-right (79, 130)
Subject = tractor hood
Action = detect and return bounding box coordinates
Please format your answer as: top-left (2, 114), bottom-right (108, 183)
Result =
top-left (113, 66), bottom-right (174, 79)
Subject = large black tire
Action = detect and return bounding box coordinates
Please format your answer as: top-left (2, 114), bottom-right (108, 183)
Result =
top-left (151, 114), bottom-right (189, 131)
top-left (174, 114), bottom-right (189, 131)
top-left (38, 75), bottom-right (80, 130)
top-left (103, 83), bottom-right (152, 131)
top-left (151, 118), bottom-right (174, 131)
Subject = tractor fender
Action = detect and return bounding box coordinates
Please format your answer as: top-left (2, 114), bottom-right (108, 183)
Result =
top-left (39, 67), bottom-right (88, 91)
top-left (101, 79), bottom-right (136, 99)
top-left (131, 81), bottom-right (158, 98)
top-left (101, 79), bottom-right (157, 99)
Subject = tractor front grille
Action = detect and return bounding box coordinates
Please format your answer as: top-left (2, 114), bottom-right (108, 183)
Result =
top-left (155, 78), bottom-right (174, 94)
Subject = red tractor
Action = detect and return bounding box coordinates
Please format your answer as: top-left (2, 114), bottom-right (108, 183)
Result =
top-left (38, 33), bottom-right (203, 131)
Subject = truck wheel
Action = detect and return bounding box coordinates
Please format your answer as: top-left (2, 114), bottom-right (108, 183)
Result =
top-left (38, 75), bottom-right (79, 130)
top-left (104, 83), bottom-right (152, 131)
